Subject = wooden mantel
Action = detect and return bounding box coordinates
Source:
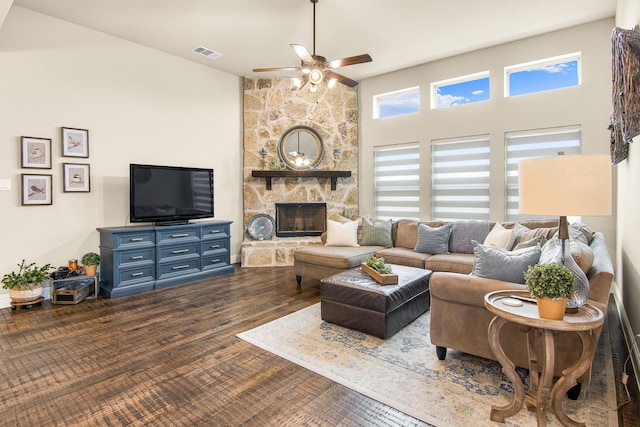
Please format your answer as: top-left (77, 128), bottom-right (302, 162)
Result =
top-left (251, 170), bottom-right (352, 191)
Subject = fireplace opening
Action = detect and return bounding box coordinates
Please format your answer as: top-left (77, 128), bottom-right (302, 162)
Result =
top-left (275, 203), bottom-right (327, 237)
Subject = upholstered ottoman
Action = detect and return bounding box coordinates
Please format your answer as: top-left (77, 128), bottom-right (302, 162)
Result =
top-left (320, 264), bottom-right (432, 339)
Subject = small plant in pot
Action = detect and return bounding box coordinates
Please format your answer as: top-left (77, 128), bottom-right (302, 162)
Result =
top-left (1, 260), bottom-right (54, 302)
top-left (81, 252), bottom-right (101, 277)
top-left (524, 262), bottom-right (575, 320)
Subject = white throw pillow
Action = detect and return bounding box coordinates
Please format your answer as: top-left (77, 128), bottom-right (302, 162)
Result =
top-left (325, 219), bottom-right (359, 247)
top-left (483, 223), bottom-right (516, 250)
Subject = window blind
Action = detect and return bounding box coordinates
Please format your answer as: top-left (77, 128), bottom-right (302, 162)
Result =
top-left (431, 136), bottom-right (490, 221)
top-left (505, 126), bottom-right (582, 221)
top-left (373, 144), bottom-right (420, 220)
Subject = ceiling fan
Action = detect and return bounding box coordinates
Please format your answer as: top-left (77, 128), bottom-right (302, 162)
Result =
top-left (252, 0), bottom-right (372, 91)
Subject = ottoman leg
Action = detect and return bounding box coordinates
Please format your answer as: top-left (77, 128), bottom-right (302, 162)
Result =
top-left (296, 275), bottom-right (302, 289)
top-left (436, 346), bottom-right (447, 360)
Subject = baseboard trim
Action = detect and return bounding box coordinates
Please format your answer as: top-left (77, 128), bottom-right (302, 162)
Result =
top-left (614, 285), bottom-right (640, 392)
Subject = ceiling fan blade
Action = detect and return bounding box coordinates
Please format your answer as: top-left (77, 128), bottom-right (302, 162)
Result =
top-left (290, 44), bottom-right (314, 63)
top-left (325, 70), bottom-right (359, 87)
top-left (327, 54), bottom-right (372, 69)
top-left (252, 66), bottom-right (302, 73)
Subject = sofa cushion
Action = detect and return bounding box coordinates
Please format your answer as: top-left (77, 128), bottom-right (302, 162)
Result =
top-left (375, 247), bottom-right (430, 269)
top-left (449, 221), bottom-right (491, 254)
top-left (470, 241), bottom-right (541, 284)
top-left (360, 218), bottom-right (393, 247)
top-left (414, 223), bottom-right (452, 254)
top-left (294, 245), bottom-right (380, 269)
top-left (395, 219), bottom-right (420, 249)
top-left (426, 253), bottom-right (475, 274)
top-left (483, 222), bottom-right (517, 250)
top-left (326, 219), bottom-right (359, 247)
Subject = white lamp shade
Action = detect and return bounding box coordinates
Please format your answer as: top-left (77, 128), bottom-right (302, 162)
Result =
top-left (518, 154), bottom-right (612, 216)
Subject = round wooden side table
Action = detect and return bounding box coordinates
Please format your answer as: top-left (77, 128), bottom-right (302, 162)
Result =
top-left (484, 290), bottom-right (604, 427)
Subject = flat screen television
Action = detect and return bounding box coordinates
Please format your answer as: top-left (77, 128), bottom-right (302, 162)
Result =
top-left (130, 163), bottom-right (214, 225)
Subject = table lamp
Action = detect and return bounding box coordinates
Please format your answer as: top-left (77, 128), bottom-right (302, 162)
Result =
top-left (518, 154), bottom-right (612, 309)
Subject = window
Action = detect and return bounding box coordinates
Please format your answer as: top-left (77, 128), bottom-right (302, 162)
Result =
top-left (431, 136), bottom-right (490, 221)
top-left (430, 71), bottom-right (490, 109)
top-left (373, 144), bottom-right (420, 220)
top-left (505, 126), bottom-right (582, 221)
top-left (374, 87), bottom-right (420, 119)
top-left (505, 53), bottom-right (581, 97)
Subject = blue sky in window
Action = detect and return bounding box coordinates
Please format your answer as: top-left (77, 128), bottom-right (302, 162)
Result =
top-left (509, 60), bottom-right (579, 96)
top-left (379, 91), bottom-right (420, 118)
top-left (436, 77), bottom-right (490, 108)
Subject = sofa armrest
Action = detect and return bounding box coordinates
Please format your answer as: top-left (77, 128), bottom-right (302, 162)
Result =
top-left (429, 272), bottom-right (527, 307)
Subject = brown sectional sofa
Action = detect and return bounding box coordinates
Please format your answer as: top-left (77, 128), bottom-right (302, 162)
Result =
top-left (293, 217), bottom-right (614, 385)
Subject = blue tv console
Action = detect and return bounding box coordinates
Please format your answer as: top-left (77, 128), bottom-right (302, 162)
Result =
top-left (97, 221), bottom-right (233, 298)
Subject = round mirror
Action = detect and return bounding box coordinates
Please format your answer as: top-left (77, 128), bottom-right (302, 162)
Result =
top-left (277, 126), bottom-right (324, 171)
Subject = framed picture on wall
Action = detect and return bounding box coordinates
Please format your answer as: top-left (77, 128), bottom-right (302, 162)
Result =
top-left (21, 174), bottom-right (52, 205)
top-left (61, 127), bottom-right (89, 158)
top-left (63, 163), bottom-right (90, 192)
top-left (20, 136), bottom-right (52, 169)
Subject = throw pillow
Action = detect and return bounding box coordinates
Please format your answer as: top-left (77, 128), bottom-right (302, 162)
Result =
top-left (325, 219), bottom-right (359, 247)
top-left (449, 221), bottom-right (491, 254)
top-left (360, 218), bottom-right (393, 247)
top-left (483, 223), bottom-right (517, 250)
top-left (471, 241), bottom-right (541, 284)
top-left (512, 235), bottom-right (547, 252)
top-left (540, 238), bottom-right (594, 273)
top-left (414, 223), bottom-right (452, 254)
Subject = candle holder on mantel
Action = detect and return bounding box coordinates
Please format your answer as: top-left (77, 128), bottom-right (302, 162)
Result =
top-left (333, 148), bottom-right (340, 169)
top-left (260, 148), bottom-right (268, 170)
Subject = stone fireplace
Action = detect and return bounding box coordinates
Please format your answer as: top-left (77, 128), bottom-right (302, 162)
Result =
top-left (275, 202), bottom-right (327, 237)
top-left (241, 77), bottom-right (359, 267)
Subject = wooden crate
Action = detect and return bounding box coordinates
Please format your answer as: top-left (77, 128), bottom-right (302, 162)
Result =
top-left (52, 281), bottom-right (94, 304)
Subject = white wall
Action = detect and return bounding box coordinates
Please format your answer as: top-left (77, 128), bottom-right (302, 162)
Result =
top-left (0, 6), bottom-right (243, 305)
top-left (614, 0), bottom-right (640, 388)
top-left (358, 19), bottom-right (616, 254)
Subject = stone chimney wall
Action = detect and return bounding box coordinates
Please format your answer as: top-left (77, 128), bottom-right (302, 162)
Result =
top-left (242, 77), bottom-right (359, 266)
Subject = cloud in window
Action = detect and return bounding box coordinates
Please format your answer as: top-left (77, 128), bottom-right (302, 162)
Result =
top-left (437, 93), bottom-right (467, 108)
top-left (471, 90), bottom-right (485, 96)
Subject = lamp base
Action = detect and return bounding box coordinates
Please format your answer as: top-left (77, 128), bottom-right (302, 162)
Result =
top-left (539, 230), bottom-right (589, 309)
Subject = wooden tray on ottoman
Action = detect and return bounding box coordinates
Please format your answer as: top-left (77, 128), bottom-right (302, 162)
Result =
top-left (360, 263), bottom-right (399, 285)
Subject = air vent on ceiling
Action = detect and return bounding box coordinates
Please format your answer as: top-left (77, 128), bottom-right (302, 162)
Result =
top-left (192, 46), bottom-right (223, 60)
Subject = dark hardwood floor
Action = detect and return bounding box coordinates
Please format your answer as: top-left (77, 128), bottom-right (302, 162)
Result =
top-left (0, 265), bottom-right (637, 426)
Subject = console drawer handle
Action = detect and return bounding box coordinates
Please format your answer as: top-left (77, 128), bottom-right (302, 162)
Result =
top-left (172, 265), bottom-right (189, 270)
top-left (171, 233), bottom-right (189, 238)
top-left (131, 272), bottom-right (144, 277)
top-left (130, 237), bottom-right (144, 242)
top-left (172, 249), bottom-right (189, 254)
top-left (210, 259), bottom-right (220, 263)
top-left (209, 230), bottom-right (220, 234)
top-left (131, 255), bottom-right (144, 260)
top-left (210, 245), bottom-right (220, 249)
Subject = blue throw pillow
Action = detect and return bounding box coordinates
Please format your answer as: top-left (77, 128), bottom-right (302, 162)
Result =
top-left (414, 223), bottom-right (452, 254)
top-left (470, 241), bottom-right (541, 284)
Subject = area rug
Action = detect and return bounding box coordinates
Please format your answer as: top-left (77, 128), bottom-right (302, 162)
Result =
top-left (238, 303), bottom-right (617, 426)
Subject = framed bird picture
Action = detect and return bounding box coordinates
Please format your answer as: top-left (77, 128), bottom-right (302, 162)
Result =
top-left (21, 174), bottom-right (52, 205)
top-left (63, 163), bottom-right (90, 192)
top-left (20, 136), bottom-right (52, 169)
top-left (61, 127), bottom-right (89, 158)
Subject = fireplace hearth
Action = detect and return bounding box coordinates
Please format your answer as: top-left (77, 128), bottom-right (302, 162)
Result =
top-left (275, 203), bottom-right (327, 237)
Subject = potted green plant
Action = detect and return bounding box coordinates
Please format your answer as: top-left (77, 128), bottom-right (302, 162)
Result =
top-left (81, 252), bottom-right (101, 277)
top-left (524, 262), bottom-right (575, 320)
top-left (1, 259), bottom-right (54, 302)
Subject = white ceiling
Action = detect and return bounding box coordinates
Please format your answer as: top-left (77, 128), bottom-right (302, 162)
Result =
top-left (12, 0), bottom-right (617, 83)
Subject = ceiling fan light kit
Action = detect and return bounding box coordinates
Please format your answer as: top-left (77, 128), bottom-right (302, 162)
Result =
top-left (252, 0), bottom-right (372, 91)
